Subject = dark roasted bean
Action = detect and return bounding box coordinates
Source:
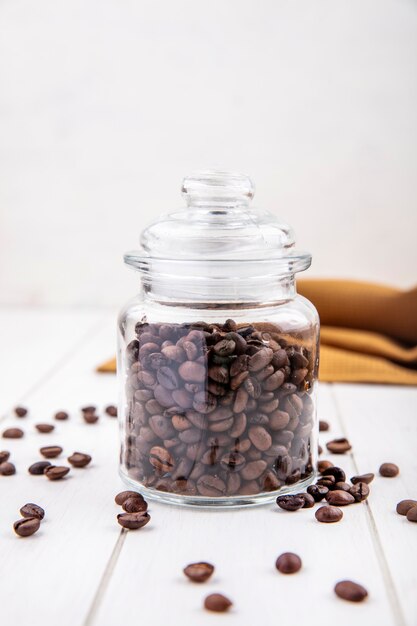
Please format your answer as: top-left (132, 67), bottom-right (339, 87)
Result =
top-left (276, 495), bottom-right (305, 511)
top-left (68, 452), bottom-right (92, 468)
top-left (149, 446), bottom-right (175, 472)
top-left (0, 450), bottom-right (10, 464)
top-left (406, 506), bottom-right (417, 522)
top-left (14, 406), bottom-right (28, 418)
top-left (334, 580), bottom-right (368, 602)
top-left (20, 503), bottom-right (45, 520)
top-left (379, 462), bottom-right (399, 477)
top-left (117, 511), bottom-right (150, 529)
top-left (0, 461), bottom-right (16, 475)
top-left (326, 438), bottom-right (352, 454)
top-left (322, 466), bottom-right (346, 483)
top-left (325, 490), bottom-right (355, 506)
top-left (296, 492), bottom-right (315, 508)
top-left (319, 420), bottom-right (329, 432)
top-left (105, 405), bottom-right (118, 417)
top-left (122, 496), bottom-right (148, 513)
top-left (29, 461), bottom-right (51, 475)
top-left (275, 552), bottom-right (302, 574)
top-left (348, 482), bottom-right (370, 502)
top-left (2, 428), bottom-right (24, 439)
top-left (204, 593), bottom-right (232, 612)
top-left (14, 517), bottom-right (40, 537)
top-left (315, 505), bottom-right (343, 523)
top-left (44, 465), bottom-right (70, 480)
top-left (350, 473), bottom-right (374, 485)
top-left (307, 484), bottom-right (329, 502)
top-left (183, 561), bottom-right (214, 583)
top-left (396, 499), bottom-right (417, 516)
top-left (54, 411), bottom-right (69, 421)
top-left (115, 490), bottom-right (144, 505)
top-left (318, 460), bottom-right (334, 473)
top-left (35, 423), bottom-right (55, 433)
top-left (40, 446), bottom-right (62, 459)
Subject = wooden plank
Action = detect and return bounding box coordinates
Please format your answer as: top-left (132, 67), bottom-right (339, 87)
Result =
top-left (91, 384), bottom-right (398, 626)
top-left (331, 383), bottom-right (417, 626)
top-left (0, 311), bottom-right (122, 626)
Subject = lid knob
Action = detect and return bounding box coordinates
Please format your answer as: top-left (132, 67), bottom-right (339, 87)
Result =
top-left (182, 170), bottom-right (254, 208)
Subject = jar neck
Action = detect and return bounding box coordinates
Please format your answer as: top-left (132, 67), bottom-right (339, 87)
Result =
top-left (139, 273), bottom-right (297, 307)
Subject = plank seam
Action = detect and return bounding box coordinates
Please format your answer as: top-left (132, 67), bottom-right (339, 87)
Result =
top-left (329, 384), bottom-right (407, 626)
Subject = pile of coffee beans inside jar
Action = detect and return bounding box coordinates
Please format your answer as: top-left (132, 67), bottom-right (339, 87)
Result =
top-left (122, 318), bottom-right (317, 498)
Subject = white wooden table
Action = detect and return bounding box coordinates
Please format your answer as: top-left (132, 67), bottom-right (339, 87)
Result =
top-left (0, 309), bottom-right (416, 626)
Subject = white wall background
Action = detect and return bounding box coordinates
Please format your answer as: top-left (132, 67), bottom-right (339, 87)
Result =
top-left (0, 0), bottom-right (416, 308)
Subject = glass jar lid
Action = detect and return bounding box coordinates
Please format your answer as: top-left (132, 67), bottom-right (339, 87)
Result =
top-left (124, 170), bottom-right (311, 283)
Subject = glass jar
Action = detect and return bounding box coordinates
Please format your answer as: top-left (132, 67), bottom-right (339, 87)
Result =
top-left (118, 171), bottom-right (319, 507)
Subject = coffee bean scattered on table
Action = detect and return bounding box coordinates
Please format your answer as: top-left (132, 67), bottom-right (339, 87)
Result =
top-left (0, 450), bottom-right (10, 464)
top-left (54, 411), bottom-right (69, 421)
top-left (2, 428), bottom-right (24, 439)
top-left (29, 461), bottom-right (52, 475)
top-left (204, 593), bottom-right (233, 612)
top-left (183, 562), bottom-right (214, 583)
top-left (14, 406), bottom-right (28, 418)
top-left (275, 552), bottom-right (302, 574)
top-left (296, 492), bottom-right (315, 508)
top-left (319, 420), bottom-right (329, 432)
top-left (122, 496), bottom-right (148, 513)
top-left (44, 465), bottom-right (70, 480)
top-left (321, 466), bottom-right (346, 483)
top-left (349, 482), bottom-right (370, 502)
top-left (379, 463), bottom-right (399, 477)
top-left (105, 405), bottom-right (118, 417)
top-left (351, 473), bottom-right (374, 485)
top-left (40, 446), bottom-right (63, 459)
top-left (406, 506), bottom-right (417, 522)
top-left (13, 517), bottom-right (40, 537)
top-left (35, 423), bottom-right (55, 433)
top-left (317, 460), bottom-right (334, 473)
top-left (122, 319), bottom-right (317, 497)
top-left (117, 511), bottom-right (150, 530)
top-left (276, 494), bottom-right (305, 511)
top-left (84, 413), bottom-right (99, 424)
top-left (115, 490), bottom-right (144, 506)
top-left (315, 505), bottom-right (343, 523)
top-left (325, 490), bottom-right (355, 506)
top-left (396, 500), bottom-right (417, 516)
top-left (326, 438), bottom-right (351, 454)
top-left (68, 452), bottom-right (92, 468)
top-left (307, 484), bottom-right (329, 502)
top-left (20, 503), bottom-right (45, 520)
top-left (0, 461), bottom-right (16, 475)
top-left (334, 580), bottom-right (368, 602)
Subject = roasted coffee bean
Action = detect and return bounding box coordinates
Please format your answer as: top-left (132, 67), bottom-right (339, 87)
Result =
top-left (197, 475), bottom-right (226, 497)
top-left (319, 420), bottom-right (329, 432)
top-left (321, 466), bottom-right (346, 483)
top-left (157, 367), bottom-right (179, 390)
top-left (83, 413), bottom-right (99, 424)
top-left (2, 428), bottom-right (24, 439)
top-left (0, 461), bottom-right (16, 475)
top-left (149, 446), bottom-right (175, 472)
top-left (82, 405), bottom-right (96, 414)
top-left (14, 406), bottom-right (28, 417)
top-left (40, 446), bottom-right (62, 459)
top-left (122, 496), bottom-right (148, 513)
top-left (316, 475), bottom-right (335, 488)
top-left (351, 473), bottom-right (374, 485)
top-left (35, 423), bottom-right (55, 433)
top-left (396, 499), bottom-right (417, 516)
top-left (248, 347), bottom-right (273, 372)
top-left (204, 593), bottom-right (232, 613)
top-left (178, 361), bottom-right (206, 383)
top-left (220, 452), bottom-right (245, 470)
top-left (20, 503), bottom-right (45, 520)
top-left (14, 517), bottom-right (40, 537)
top-left (29, 461), bottom-right (51, 475)
top-left (334, 580), bottom-right (368, 602)
top-left (117, 511), bottom-right (150, 530)
top-left (318, 460), bottom-right (334, 473)
top-left (275, 552), bottom-right (302, 574)
top-left (183, 561), bottom-right (214, 583)
top-left (315, 505), bottom-right (343, 523)
top-left (296, 492), bottom-right (315, 508)
top-left (406, 506), bottom-right (417, 522)
top-left (325, 490), bottom-right (355, 506)
top-left (349, 482), bottom-right (370, 502)
top-left (248, 426), bottom-right (272, 451)
top-left (0, 450), bottom-right (10, 464)
top-left (105, 405), bottom-right (118, 417)
top-left (115, 490), bottom-right (144, 506)
top-left (54, 411), bottom-right (69, 421)
top-left (44, 465), bottom-right (70, 480)
top-left (241, 460), bottom-right (267, 480)
top-left (379, 462), bottom-right (399, 477)
top-left (307, 484), bottom-right (329, 502)
top-left (334, 481), bottom-right (351, 492)
top-left (276, 495), bottom-right (305, 511)
top-left (68, 452), bottom-right (92, 468)
top-left (326, 438), bottom-right (351, 454)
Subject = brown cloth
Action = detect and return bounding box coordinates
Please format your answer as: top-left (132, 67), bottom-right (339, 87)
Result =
top-left (97, 280), bottom-right (417, 385)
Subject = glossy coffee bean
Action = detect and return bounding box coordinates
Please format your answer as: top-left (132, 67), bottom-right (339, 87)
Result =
top-left (276, 495), bottom-right (305, 511)
top-left (204, 594), bottom-right (233, 612)
top-left (325, 490), bottom-right (355, 506)
top-left (275, 552), bottom-right (302, 574)
top-left (406, 506), bottom-right (417, 522)
top-left (44, 465), bottom-right (70, 480)
top-left (115, 490), bottom-right (144, 505)
top-left (183, 562), bottom-right (214, 583)
top-left (334, 580), bottom-right (368, 602)
top-left (40, 446), bottom-right (62, 459)
top-left (307, 484), bottom-right (329, 502)
top-left (321, 466), bottom-right (346, 483)
top-left (379, 463), bottom-right (399, 477)
top-left (122, 496), bottom-right (148, 513)
top-left (349, 482), bottom-right (370, 502)
top-left (396, 499), bottom-right (417, 516)
top-left (2, 428), bottom-right (24, 439)
top-left (68, 452), bottom-right (92, 468)
top-left (35, 423), bottom-right (55, 433)
top-left (117, 511), bottom-right (150, 530)
top-left (350, 472), bottom-right (374, 485)
top-left (20, 503), bottom-right (45, 520)
top-left (28, 461), bottom-right (51, 475)
top-left (326, 438), bottom-right (352, 454)
top-left (0, 461), bottom-right (16, 475)
top-left (296, 492), bottom-right (315, 508)
top-left (315, 505), bottom-right (343, 523)
top-left (13, 517), bottom-right (40, 537)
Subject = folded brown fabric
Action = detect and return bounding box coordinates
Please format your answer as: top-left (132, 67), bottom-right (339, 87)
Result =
top-left (97, 280), bottom-right (417, 385)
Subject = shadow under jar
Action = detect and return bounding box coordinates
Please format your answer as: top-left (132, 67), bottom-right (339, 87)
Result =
top-left (118, 170), bottom-right (319, 507)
